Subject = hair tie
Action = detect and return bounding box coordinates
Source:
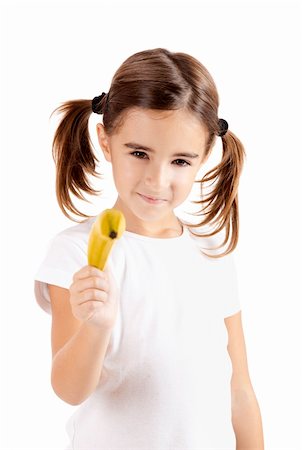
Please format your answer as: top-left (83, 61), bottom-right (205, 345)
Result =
top-left (92, 92), bottom-right (107, 114)
top-left (218, 118), bottom-right (228, 137)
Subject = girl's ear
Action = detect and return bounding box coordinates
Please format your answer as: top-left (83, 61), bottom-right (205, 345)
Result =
top-left (96, 123), bottom-right (112, 163)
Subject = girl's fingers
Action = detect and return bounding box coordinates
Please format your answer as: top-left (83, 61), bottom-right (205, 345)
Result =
top-left (78, 289), bottom-right (108, 305)
top-left (70, 276), bottom-right (109, 294)
top-left (72, 265), bottom-right (107, 282)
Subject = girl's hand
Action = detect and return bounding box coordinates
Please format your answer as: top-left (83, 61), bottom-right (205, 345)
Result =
top-left (69, 264), bottom-right (120, 330)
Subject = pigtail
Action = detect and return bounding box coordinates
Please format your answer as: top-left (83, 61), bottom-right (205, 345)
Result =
top-left (190, 130), bottom-right (246, 258)
top-left (50, 99), bottom-right (103, 221)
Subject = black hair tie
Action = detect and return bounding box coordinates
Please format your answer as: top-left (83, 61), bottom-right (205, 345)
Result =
top-left (218, 118), bottom-right (228, 137)
top-left (92, 92), bottom-right (107, 114)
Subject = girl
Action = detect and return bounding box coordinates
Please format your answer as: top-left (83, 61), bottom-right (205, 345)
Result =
top-left (34, 48), bottom-right (264, 449)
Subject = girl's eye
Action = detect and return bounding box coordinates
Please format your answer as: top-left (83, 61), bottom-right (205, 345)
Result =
top-left (131, 151), bottom-right (148, 159)
top-left (130, 151), bottom-right (191, 167)
top-left (174, 159), bottom-right (191, 167)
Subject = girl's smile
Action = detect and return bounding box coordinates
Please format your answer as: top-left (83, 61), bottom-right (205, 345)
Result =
top-left (138, 193), bottom-right (167, 204)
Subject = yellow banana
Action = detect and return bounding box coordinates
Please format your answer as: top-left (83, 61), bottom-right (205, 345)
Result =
top-left (87, 208), bottom-right (126, 271)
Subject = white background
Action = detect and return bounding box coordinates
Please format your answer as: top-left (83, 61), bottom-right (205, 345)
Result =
top-left (1, 1), bottom-right (301, 449)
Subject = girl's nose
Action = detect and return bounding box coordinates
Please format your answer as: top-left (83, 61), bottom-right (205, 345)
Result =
top-left (144, 163), bottom-right (170, 190)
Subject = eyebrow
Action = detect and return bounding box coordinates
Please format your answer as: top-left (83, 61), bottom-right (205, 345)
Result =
top-left (124, 142), bottom-right (200, 159)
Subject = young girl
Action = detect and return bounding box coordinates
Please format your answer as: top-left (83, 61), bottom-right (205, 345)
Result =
top-left (34, 48), bottom-right (264, 449)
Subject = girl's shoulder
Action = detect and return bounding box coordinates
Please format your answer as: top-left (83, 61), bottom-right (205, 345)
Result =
top-left (54, 216), bottom-right (96, 244)
top-left (186, 225), bottom-right (234, 260)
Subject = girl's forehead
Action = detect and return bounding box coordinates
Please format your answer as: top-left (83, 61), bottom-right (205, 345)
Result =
top-left (118, 107), bottom-right (207, 137)
top-left (111, 107), bottom-right (208, 153)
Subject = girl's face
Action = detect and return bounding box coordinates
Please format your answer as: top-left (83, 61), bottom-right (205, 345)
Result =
top-left (97, 107), bottom-right (208, 236)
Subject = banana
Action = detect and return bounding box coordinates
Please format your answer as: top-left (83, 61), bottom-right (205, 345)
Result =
top-left (87, 208), bottom-right (126, 271)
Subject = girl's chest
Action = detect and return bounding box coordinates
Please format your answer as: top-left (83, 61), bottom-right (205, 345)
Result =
top-left (116, 244), bottom-right (227, 367)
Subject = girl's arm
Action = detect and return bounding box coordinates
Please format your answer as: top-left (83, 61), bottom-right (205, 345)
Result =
top-left (49, 284), bottom-right (113, 405)
top-left (224, 311), bottom-right (265, 449)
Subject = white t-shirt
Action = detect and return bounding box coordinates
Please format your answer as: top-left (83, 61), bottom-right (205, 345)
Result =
top-left (34, 215), bottom-right (241, 450)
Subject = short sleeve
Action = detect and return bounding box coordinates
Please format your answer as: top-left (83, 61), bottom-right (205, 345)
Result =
top-left (34, 233), bottom-right (87, 315)
top-left (217, 253), bottom-right (241, 318)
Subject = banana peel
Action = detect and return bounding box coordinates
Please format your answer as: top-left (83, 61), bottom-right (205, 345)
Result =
top-left (87, 208), bottom-right (126, 271)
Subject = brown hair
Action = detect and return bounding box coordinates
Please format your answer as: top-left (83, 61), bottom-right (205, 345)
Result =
top-left (51, 47), bottom-right (245, 257)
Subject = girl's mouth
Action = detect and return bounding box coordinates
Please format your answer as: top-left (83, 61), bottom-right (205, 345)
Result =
top-left (138, 193), bottom-right (166, 204)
